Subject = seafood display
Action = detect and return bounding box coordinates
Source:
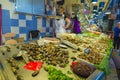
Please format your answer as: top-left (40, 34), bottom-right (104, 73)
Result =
top-left (20, 43), bottom-right (69, 68)
top-left (60, 32), bottom-right (113, 65)
top-left (78, 50), bottom-right (104, 65)
top-left (0, 33), bottom-right (111, 80)
top-left (62, 35), bottom-right (84, 46)
top-left (71, 61), bottom-right (95, 78)
top-left (7, 57), bottom-right (24, 80)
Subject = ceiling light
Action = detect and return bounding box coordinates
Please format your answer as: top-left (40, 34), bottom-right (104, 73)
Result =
top-left (105, 12), bottom-right (111, 14)
top-left (92, 0), bottom-right (98, 4)
top-left (93, 10), bottom-right (97, 11)
top-left (105, 10), bottom-right (111, 14)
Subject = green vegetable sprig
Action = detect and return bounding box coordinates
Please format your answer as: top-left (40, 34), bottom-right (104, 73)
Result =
top-left (44, 65), bottom-right (73, 80)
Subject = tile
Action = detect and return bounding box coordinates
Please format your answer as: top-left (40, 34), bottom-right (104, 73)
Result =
top-left (11, 19), bottom-right (19, 26)
top-left (112, 52), bottom-right (120, 63)
top-left (49, 27), bottom-right (53, 32)
top-left (50, 19), bottom-right (53, 27)
top-left (40, 32), bottom-right (46, 37)
top-left (32, 19), bottom-right (37, 27)
top-left (46, 18), bottom-right (50, 27)
top-left (39, 27), bottom-right (46, 33)
top-left (47, 11), bottom-right (52, 15)
top-left (50, 32), bottom-right (53, 36)
top-left (1, 1), bottom-right (12, 10)
top-left (19, 27), bottom-right (27, 33)
top-left (32, 16), bottom-right (37, 21)
top-left (19, 20), bottom-right (26, 27)
top-left (107, 69), bottom-right (118, 80)
top-left (110, 59), bottom-right (116, 68)
top-left (46, 27), bottom-right (49, 32)
top-left (10, 13), bottom-right (19, 19)
top-left (19, 14), bottom-right (26, 20)
top-left (15, 34), bottom-right (19, 38)
top-left (2, 9), bottom-right (11, 26)
top-left (26, 15), bottom-right (32, 20)
top-left (37, 18), bottom-right (42, 29)
top-left (46, 32), bottom-right (50, 35)
top-left (19, 34), bottom-right (27, 41)
top-left (26, 20), bottom-right (33, 27)
top-left (2, 26), bottom-right (11, 34)
top-left (11, 27), bottom-right (19, 34)
top-left (42, 17), bottom-right (46, 27)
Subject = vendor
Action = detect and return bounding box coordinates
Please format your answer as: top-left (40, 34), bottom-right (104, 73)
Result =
top-left (54, 6), bottom-right (66, 36)
top-left (64, 14), bottom-right (72, 33)
top-left (113, 22), bottom-right (120, 50)
top-left (72, 16), bottom-right (81, 34)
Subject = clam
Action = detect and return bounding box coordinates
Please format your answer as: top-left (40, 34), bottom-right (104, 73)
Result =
top-left (59, 63), bottom-right (66, 68)
top-left (11, 67), bottom-right (17, 74)
top-left (17, 75), bottom-right (24, 80)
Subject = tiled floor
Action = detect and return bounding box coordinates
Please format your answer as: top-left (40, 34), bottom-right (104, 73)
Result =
top-left (107, 59), bottom-right (119, 80)
top-left (107, 51), bottom-right (120, 80)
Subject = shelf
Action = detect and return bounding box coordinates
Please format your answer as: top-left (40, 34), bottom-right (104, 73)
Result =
top-left (36, 15), bottom-right (62, 19)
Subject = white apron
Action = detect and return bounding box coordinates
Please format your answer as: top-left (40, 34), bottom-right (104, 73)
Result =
top-left (55, 18), bottom-right (66, 34)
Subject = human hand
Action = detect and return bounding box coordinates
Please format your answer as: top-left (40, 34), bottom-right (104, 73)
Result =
top-left (64, 26), bottom-right (67, 29)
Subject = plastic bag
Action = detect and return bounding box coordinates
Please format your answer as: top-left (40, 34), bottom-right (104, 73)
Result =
top-left (24, 62), bottom-right (43, 71)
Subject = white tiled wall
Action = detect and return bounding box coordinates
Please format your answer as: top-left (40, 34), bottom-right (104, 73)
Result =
top-left (11, 27), bottom-right (19, 34)
top-left (26, 15), bottom-right (32, 20)
top-left (19, 20), bottom-right (26, 27)
top-left (19, 34), bottom-right (27, 41)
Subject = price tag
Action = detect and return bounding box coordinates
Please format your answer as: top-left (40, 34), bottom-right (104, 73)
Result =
top-left (84, 48), bottom-right (90, 54)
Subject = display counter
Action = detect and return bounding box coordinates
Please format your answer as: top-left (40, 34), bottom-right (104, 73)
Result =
top-left (0, 32), bottom-right (112, 80)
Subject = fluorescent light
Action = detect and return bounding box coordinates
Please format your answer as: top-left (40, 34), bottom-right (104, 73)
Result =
top-left (98, 12), bottom-right (102, 14)
top-left (105, 10), bottom-right (111, 14)
top-left (92, 2), bottom-right (97, 4)
top-left (92, 0), bottom-right (98, 4)
top-left (93, 10), bottom-right (97, 11)
top-left (105, 12), bottom-right (111, 14)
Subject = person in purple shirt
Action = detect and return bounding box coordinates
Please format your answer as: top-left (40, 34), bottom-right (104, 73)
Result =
top-left (72, 16), bottom-right (81, 34)
top-left (113, 22), bottom-right (120, 50)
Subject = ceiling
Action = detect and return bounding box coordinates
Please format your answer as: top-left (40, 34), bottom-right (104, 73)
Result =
top-left (87, 0), bottom-right (110, 12)
top-left (63, 0), bottom-right (110, 15)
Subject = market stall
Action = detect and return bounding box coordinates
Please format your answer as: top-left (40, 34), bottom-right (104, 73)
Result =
top-left (0, 31), bottom-right (113, 80)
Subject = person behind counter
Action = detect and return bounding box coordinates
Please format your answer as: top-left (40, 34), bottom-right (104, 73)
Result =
top-left (54, 6), bottom-right (66, 36)
top-left (113, 22), bottom-right (120, 50)
top-left (64, 14), bottom-right (72, 33)
top-left (72, 16), bottom-right (81, 34)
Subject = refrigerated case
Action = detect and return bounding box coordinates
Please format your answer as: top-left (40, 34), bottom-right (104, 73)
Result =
top-left (0, 39), bottom-right (107, 80)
